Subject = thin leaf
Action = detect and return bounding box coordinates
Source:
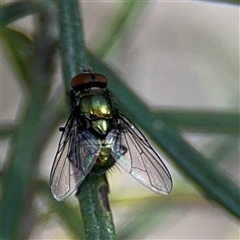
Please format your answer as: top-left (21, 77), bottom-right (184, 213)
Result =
top-left (1, 27), bottom-right (33, 86)
top-left (208, 136), bottom-right (239, 164)
top-left (155, 110), bottom-right (240, 134)
top-left (0, 123), bottom-right (17, 138)
top-left (95, 0), bottom-right (147, 58)
top-left (0, 2), bottom-right (40, 26)
top-left (1, 8), bottom-right (56, 239)
top-left (198, 0), bottom-right (239, 5)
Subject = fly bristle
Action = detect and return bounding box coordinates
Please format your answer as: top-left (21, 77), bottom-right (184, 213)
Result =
top-left (59, 127), bottom-right (65, 132)
top-left (106, 163), bottom-right (122, 177)
top-left (105, 89), bottom-right (121, 113)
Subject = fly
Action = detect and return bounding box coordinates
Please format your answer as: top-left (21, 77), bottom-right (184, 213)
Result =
top-left (50, 72), bottom-right (172, 201)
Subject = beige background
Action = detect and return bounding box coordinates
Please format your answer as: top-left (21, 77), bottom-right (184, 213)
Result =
top-left (1, 1), bottom-right (239, 239)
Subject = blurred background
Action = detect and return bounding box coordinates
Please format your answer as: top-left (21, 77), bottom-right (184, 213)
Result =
top-left (1, 0), bottom-right (239, 239)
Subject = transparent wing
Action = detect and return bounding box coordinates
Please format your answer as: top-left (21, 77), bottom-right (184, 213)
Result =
top-left (108, 113), bottom-right (172, 195)
top-left (50, 116), bottom-right (100, 201)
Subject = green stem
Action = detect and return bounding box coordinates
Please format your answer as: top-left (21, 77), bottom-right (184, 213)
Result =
top-left (58, 0), bottom-right (76, 91)
top-left (199, 0), bottom-right (239, 5)
top-left (155, 110), bottom-right (240, 134)
top-left (58, 1), bottom-right (116, 239)
top-left (69, 0), bottom-right (89, 70)
top-left (1, 8), bottom-right (56, 239)
top-left (0, 2), bottom-right (39, 26)
top-left (95, 0), bottom-right (146, 58)
top-left (58, 0), bottom-right (89, 91)
top-left (78, 175), bottom-right (116, 240)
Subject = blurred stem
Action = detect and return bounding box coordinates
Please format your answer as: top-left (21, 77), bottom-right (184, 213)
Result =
top-left (209, 136), bottom-right (239, 164)
top-left (58, 0), bottom-right (89, 92)
top-left (1, 27), bottom-right (34, 86)
top-left (0, 2), bottom-right (40, 26)
top-left (155, 110), bottom-right (240, 134)
top-left (95, 0), bottom-right (147, 58)
top-left (0, 123), bottom-right (17, 138)
top-left (1, 6), bottom-right (56, 239)
top-left (78, 175), bottom-right (116, 240)
top-left (199, 0), bottom-right (239, 5)
top-left (58, 1), bottom-right (116, 239)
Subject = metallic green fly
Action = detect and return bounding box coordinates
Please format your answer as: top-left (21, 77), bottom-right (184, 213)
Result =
top-left (50, 72), bottom-right (172, 201)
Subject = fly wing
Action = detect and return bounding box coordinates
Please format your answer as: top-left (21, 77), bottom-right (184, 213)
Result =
top-left (50, 116), bottom-right (100, 201)
top-left (108, 113), bottom-right (172, 195)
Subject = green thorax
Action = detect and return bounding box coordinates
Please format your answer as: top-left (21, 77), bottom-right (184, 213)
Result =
top-left (78, 89), bottom-right (115, 137)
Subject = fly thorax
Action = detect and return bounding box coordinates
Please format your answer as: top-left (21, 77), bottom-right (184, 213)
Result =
top-left (92, 119), bottom-right (112, 136)
top-left (79, 89), bottom-right (115, 137)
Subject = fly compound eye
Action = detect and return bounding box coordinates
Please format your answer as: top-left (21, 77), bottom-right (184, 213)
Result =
top-left (71, 72), bottom-right (108, 91)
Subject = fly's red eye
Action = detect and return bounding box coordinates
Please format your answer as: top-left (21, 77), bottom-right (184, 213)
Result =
top-left (71, 73), bottom-right (108, 91)
top-left (93, 73), bottom-right (108, 86)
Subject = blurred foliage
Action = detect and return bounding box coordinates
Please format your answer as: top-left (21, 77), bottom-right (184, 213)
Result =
top-left (0, 0), bottom-right (239, 239)
top-left (199, 0), bottom-right (239, 4)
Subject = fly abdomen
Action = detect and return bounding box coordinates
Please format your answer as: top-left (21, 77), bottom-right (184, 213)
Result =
top-left (90, 147), bottom-right (115, 175)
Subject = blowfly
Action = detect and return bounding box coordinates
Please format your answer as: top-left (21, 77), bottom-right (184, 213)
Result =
top-left (50, 72), bottom-right (172, 201)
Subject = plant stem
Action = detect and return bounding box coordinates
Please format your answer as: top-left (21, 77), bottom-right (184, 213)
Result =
top-left (1, 6), bottom-right (56, 239)
top-left (58, 1), bottom-right (116, 239)
top-left (77, 174), bottom-right (116, 240)
top-left (155, 110), bottom-right (240, 134)
top-left (58, 0), bottom-right (89, 91)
